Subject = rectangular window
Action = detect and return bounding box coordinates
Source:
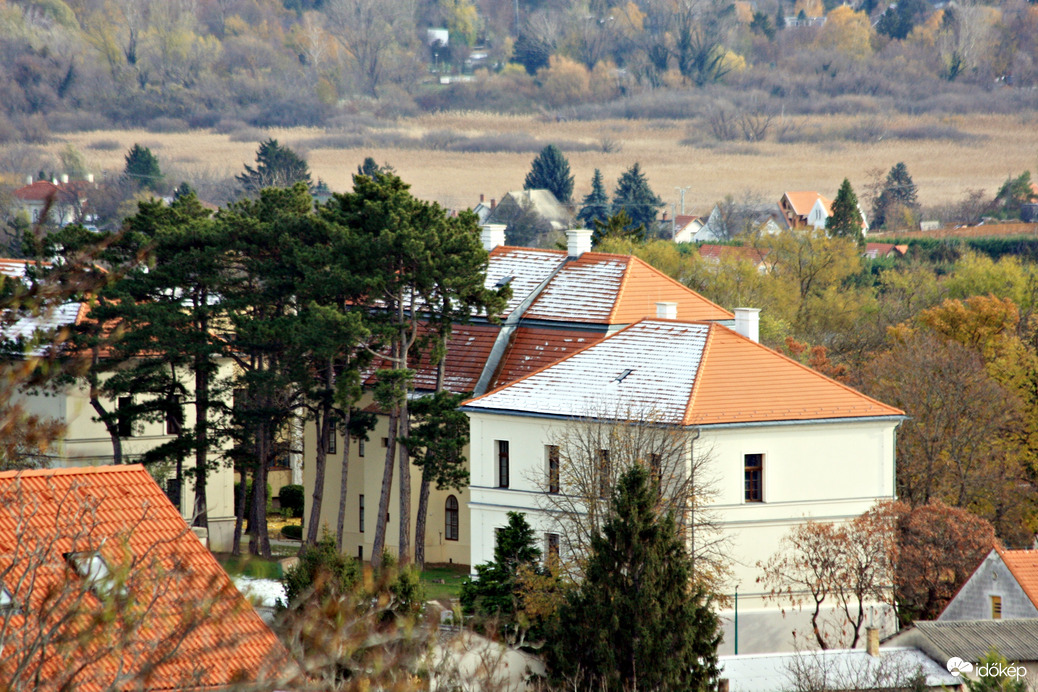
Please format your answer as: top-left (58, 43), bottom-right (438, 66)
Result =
top-left (358, 438), bottom-right (365, 457)
top-left (359, 494), bottom-right (365, 533)
top-left (326, 425), bottom-right (336, 455)
top-left (992, 595), bottom-right (1003, 619)
top-left (382, 437), bottom-right (389, 448)
top-left (547, 445), bottom-right (560, 494)
top-left (358, 546), bottom-right (363, 562)
top-left (745, 453), bottom-right (763, 502)
top-left (117, 397), bottom-right (133, 438)
top-left (497, 440), bottom-right (510, 488)
top-left (598, 449), bottom-right (611, 498)
top-left (165, 396), bottom-right (183, 436)
top-left (547, 533), bottom-right (560, 561)
top-left (165, 478), bottom-right (181, 511)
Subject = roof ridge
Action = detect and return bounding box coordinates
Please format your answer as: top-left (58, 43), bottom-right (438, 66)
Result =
top-left (0, 463), bottom-right (146, 480)
top-left (996, 547), bottom-right (1038, 608)
top-left (683, 322), bottom-right (714, 425)
top-left (626, 255), bottom-right (734, 319)
top-left (606, 256), bottom-right (634, 323)
top-left (462, 318), bottom-right (652, 407)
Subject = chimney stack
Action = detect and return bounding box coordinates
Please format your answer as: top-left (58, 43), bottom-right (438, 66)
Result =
top-left (86, 173), bottom-right (94, 184)
top-left (865, 627), bottom-right (880, 657)
top-left (479, 193), bottom-right (485, 203)
top-left (60, 174), bottom-right (69, 184)
top-left (734, 308), bottom-right (760, 343)
top-left (25, 175), bottom-right (32, 185)
top-left (490, 198), bottom-right (496, 209)
top-left (480, 224), bottom-right (506, 252)
top-left (656, 301), bottom-right (678, 320)
top-left (566, 228), bottom-right (593, 257)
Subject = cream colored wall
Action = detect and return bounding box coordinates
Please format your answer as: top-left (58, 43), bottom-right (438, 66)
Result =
top-left (467, 411), bottom-right (899, 652)
top-left (11, 362), bottom-right (237, 552)
top-left (302, 403), bottom-right (471, 566)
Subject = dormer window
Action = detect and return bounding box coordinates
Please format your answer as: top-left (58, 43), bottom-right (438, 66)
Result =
top-left (0, 582), bottom-right (15, 614)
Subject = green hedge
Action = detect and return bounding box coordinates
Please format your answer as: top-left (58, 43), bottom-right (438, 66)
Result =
top-left (279, 484), bottom-right (305, 518)
top-left (281, 524), bottom-right (303, 540)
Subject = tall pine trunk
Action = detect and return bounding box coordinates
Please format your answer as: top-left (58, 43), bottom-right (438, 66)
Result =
top-left (249, 422), bottom-right (272, 557)
top-left (90, 396), bottom-right (122, 465)
top-left (232, 464), bottom-right (248, 556)
top-left (335, 407), bottom-right (352, 551)
top-left (307, 361), bottom-right (334, 546)
top-left (193, 357), bottom-right (209, 528)
top-left (397, 403), bottom-right (411, 565)
top-left (414, 356), bottom-right (447, 569)
top-left (370, 405), bottom-right (398, 568)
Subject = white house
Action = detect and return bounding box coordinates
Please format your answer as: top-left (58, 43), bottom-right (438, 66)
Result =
top-left (0, 259), bottom-right (237, 550)
top-left (13, 175), bottom-right (95, 226)
top-left (780, 190), bottom-right (869, 235)
top-left (461, 314), bottom-right (903, 654)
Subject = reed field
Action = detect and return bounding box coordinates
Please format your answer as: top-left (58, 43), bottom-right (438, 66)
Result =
top-left (52, 110), bottom-right (1038, 214)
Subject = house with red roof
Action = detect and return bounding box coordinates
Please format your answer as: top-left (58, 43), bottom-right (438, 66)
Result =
top-left (302, 227), bottom-right (735, 566)
top-left (460, 315), bottom-right (904, 655)
top-left (0, 464), bottom-right (287, 690)
top-left (0, 259), bottom-right (238, 551)
top-left (13, 175), bottom-right (95, 226)
top-left (937, 548), bottom-right (1038, 621)
top-left (781, 190), bottom-right (869, 235)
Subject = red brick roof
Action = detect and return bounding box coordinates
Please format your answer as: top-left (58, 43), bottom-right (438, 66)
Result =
top-left (0, 465), bottom-right (287, 690)
top-left (13, 180), bottom-right (61, 202)
top-left (365, 323), bottom-right (500, 393)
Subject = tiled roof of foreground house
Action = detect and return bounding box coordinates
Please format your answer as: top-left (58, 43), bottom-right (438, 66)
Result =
top-left (0, 465), bottom-right (287, 691)
top-left (463, 319), bottom-right (903, 425)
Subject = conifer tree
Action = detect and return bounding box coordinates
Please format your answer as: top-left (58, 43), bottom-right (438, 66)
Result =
top-left (460, 511), bottom-right (541, 621)
top-left (524, 144), bottom-right (574, 204)
top-left (547, 466), bottom-right (721, 691)
top-left (577, 169), bottom-right (610, 229)
top-left (872, 162), bottom-right (919, 229)
top-left (236, 138), bottom-right (313, 195)
top-left (123, 144), bottom-right (164, 193)
top-left (612, 163), bottom-right (664, 234)
top-left (826, 178), bottom-right (865, 243)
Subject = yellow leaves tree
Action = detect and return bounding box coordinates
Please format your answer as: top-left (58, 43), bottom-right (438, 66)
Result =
top-left (815, 6), bottom-right (874, 61)
top-left (539, 55), bottom-right (592, 108)
top-left (440, 0), bottom-right (479, 47)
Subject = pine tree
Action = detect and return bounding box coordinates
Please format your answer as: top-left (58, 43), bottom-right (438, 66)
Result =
top-left (123, 144), bottom-right (164, 193)
top-left (612, 163), bottom-right (664, 234)
top-left (592, 209), bottom-right (645, 245)
top-left (356, 156), bottom-right (395, 180)
top-left (236, 138), bottom-right (312, 195)
top-left (460, 511), bottom-right (542, 621)
top-left (577, 169), bottom-right (610, 229)
top-left (826, 178), bottom-right (865, 243)
top-left (547, 466), bottom-right (721, 691)
top-left (872, 162), bottom-right (919, 229)
top-left (524, 144), bottom-right (574, 204)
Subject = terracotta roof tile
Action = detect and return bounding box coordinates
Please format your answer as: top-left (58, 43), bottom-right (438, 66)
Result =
top-left (364, 323), bottom-right (500, 394)
top-left (0, 465), bottom-right (287, 691)
top-left (999, 549), bottom-right (1038, 609)
top-left (492, 327), bottom-right (605, 388)
top-left (784, 191), bottom-right (832, 216)
top-left (464, 320), bottom-right (902, 425)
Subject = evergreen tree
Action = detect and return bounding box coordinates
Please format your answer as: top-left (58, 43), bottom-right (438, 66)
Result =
top-left (460, 511), bottom-right (542, 622)
top-left (123, 144), bottom-right (164, 193)
top-left (547, 466), bottom-right (721, 691)
top-left (612, 162), bottom-right (664, 233)
top-left (236, 139), bottom-right (312, 195)
top-left (577, 169), bottom-right (610, 229)
top-left (826, 178), bottom-right (865, 243)
top-left (872, 162), bottom-right (919, 229)
top-left (524, 144), bottom-right (574, 204)
top-left (592, 209), bottom-right (645, 246)
top-left (356, 156), bottom-right (395, 180)
top-left (996, 171), bottom-right (1037, 218)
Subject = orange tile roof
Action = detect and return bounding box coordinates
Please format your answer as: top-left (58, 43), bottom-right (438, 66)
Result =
top-left (464, 320), bottom-right (902, 425)
top-left (998, 549), bottom-right (1038, 609)
top-left (492, 327), bottom-right (605, 388)
top-left (13, 180), bottom-right (61, 202)
top-left (685, 324), bottom-right (902, 424)
top-left (364, 323), bottom-right (500, 394)
top-left (783, 191), bottom-right (832, 217)
top-left (523, 253), bottom-right (732, 324)
top-left (0, 465), bottom-right (287, 691)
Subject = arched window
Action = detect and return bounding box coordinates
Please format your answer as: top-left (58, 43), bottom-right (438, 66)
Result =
top-left (445, 495), bottom-right (459, 541)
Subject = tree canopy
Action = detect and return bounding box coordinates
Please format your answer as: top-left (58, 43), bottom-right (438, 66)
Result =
top-left (236, 139), bottom-right (313, 195)
top-left (826, 178), bottom-right (865, 243)
top-left (523, 144), bottom-right (574, 204)
top-left (577, 168), bottom-right (610, 230)
top-left (612, 163), bottom-right (664, 234)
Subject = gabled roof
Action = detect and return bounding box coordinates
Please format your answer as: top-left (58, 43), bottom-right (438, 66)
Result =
top-left (0, 258), bottom-right (90, 350)
top-left (998, 549), bottom-right (1038, 609)
top-left (0, 465), bottom-right (287, 690)
top-left (364, 323), bottom-right (500, 393)
top-left (463, 319), bottom-right (902, 425)
top-left (485, 246), bottom-right (568, 318)
top-left (492, 327), bottom-right (605, 388)
top-left (674, 214), bottom-right (704, 230)
top-left (13, 180), bottom-right (61, 202)
top-left (522, 253), bottom-right (733, 324)
top-left (485, 190), bottom-right (571, 230)
top-left (783, 191), bottom-right (832, 217)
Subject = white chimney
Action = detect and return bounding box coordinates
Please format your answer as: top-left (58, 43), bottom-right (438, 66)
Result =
top-left (480, 223), bottom-right (506, 252)
top-left (60, 174), bottom-right (69, 184)
top-left (25, 175), bottom-right (32, 184)
top-left (86, 173), bottom-right (94, 184)
top-left (566, 228), bottom-right (593, 257)
top-left (734, 308), bottom-right (760, 343)
top-left (656, 301), bottom-right (678, 319)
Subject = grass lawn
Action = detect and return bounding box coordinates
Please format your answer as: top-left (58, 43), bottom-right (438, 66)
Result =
top-left (421, 563), bottom-right (469, 602)
top-left (216, 554), bottom-right (284, 580)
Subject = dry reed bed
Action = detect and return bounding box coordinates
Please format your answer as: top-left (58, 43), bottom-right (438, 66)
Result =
top-left (53, 111), bottom-right (1038, 214)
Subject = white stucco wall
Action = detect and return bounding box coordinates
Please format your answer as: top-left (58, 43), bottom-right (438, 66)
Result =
top-left (466, 411), bottom-right (899, 653)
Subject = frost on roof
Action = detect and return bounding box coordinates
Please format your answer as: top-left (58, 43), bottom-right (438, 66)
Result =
top-left (524, 256), bottom-right (628, 323)
top-left (485, 248), bottom-right (567, 317)
top-left (469, 321), bottom-right (709, 423)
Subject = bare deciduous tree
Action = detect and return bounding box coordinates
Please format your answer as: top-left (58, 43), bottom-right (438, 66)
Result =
top-left (531, 410), bottom-right (729, 594)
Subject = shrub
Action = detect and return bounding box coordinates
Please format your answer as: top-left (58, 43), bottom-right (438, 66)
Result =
top-left (87, 139), bottom-right (123, 151)
top-left (280, 484), bottom-right (305, 518)
top-left (281, 524), bottom-right (303, 540)
top-left (146, 117), bottom-right (190, 133)
top-left (281, 534), bottom-right (359, 606)
top-left (234, 479), bottom-right (272, 516)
